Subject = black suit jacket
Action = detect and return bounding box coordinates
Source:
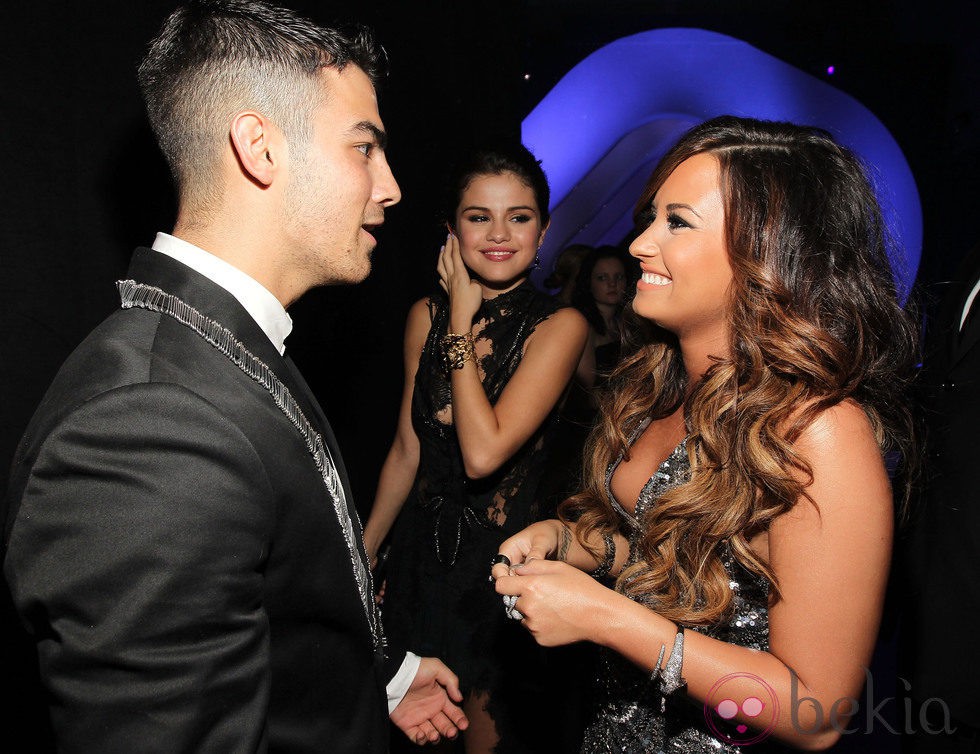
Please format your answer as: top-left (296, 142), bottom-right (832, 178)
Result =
top-left (904, 244), bottom-right (980, 727)
top-left (2, 248), bottom-right (403, 752)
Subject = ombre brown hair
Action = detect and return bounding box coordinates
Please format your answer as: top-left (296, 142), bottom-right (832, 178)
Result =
top-left (561, 116), bottom-right (917, 625)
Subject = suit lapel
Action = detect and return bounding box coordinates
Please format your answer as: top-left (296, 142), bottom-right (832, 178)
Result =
top-left (124, 248), bottom-right (370, 566)
top-left (127, 247), bottom-right (288, 372)
top-left (281, 355), bottom-right (359, 526)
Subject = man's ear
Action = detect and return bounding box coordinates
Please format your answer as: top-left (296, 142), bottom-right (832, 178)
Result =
top-left (230, 111), bottom-right (277, 187)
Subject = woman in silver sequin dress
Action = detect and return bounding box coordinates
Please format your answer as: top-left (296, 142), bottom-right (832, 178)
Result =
top-left (492, 117), bottom-right (917, 752)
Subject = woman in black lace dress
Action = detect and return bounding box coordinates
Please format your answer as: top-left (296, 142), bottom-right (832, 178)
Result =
top-left (493, 117), bottom-right (917, 752)
top-left (364, 144), bottom-right (588, 752)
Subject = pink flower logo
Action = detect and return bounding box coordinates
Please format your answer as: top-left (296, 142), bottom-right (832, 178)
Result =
top-left (703, 672), bottom-right (779, 746)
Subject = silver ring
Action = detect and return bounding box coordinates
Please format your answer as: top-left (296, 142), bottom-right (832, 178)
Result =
top-left (502, 594), bottom-right (523, 620)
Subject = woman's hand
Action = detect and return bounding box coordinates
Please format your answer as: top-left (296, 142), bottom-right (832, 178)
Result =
top-left (436, 232), bottom-right (483, 332)
top-left (490, 520), bottom-right (564, 580)
top-left (493, 558), bottom-right (617, 647)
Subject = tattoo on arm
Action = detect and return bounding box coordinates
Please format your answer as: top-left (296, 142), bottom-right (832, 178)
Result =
top-left (557, 524), bottom-right (572, 562)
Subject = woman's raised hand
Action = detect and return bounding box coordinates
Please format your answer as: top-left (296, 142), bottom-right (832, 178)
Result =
top-left (436, 232), bottom-right (483, 332)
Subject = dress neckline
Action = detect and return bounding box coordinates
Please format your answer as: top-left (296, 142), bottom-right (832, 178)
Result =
top-left (477, 278), bottom-right (536, 316)
top-left (605, 417), bottom-right (689, 529)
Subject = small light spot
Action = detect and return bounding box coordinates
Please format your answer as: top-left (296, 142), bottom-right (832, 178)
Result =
top-left (717, 699), bottom-right (739, 719)
top-left (826, 65), bottom-right (835, 75)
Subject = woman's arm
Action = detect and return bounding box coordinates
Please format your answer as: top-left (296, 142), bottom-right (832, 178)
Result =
top-left (437, 234), bottom-right (589, 479)
top-left (496, 401), bottom-right (893, 750)
top-left (363, 298), bottom-right (431, 564)
top-left (574, 328), bottom-right (598, 388)
top-left (451, 307), bottom-right (588, 478)
top-left (494, 518), bottom-right (630, 576)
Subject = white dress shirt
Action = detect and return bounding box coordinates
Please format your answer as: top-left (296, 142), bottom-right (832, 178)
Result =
top-left (961, 275), bottom-right (980, 331)
top-left (149, 233), bottom-right (420, 711)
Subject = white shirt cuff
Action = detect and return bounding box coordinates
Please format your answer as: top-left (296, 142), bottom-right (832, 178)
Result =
top-left (386, 652), bottom-right (422, 714)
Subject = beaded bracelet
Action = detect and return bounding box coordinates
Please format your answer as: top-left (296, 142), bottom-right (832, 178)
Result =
top-left (588, 531), bottom-right (616, 579)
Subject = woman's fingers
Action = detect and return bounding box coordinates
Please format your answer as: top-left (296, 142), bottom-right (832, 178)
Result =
top-left (436, 243), bottom-right (449, 283)
top-left (447, 231), bottom-right (461, 264)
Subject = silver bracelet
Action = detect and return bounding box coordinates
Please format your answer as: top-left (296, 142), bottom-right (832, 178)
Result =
top-left (662, 626), bottom-right (686, 695)
top-left (588, 531), bottom-right (616, 579)
top-left (652, 626), bottom-right (687, 710)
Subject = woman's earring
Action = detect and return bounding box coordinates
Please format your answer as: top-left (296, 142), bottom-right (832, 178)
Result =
top-left (531, 244), bottom-right (543, 269)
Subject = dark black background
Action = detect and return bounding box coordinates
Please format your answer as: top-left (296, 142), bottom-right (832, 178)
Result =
top-left (1, 1), bottom-right (976, 748)
top-left (2, 0), bottom-right (977, 508)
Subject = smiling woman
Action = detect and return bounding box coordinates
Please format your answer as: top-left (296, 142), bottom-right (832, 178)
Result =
top-left (493, 116), bottom-right (918, 753)
top-left (630, 152), bottom-right (732, 348)
top-left (453, 172), bottom-right (544, 291)
top-left (364, 144), bottom-right (588, 752)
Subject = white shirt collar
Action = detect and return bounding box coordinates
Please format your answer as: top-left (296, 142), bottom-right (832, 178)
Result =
top-left (962, 275), bottom-right (980, 331)
top-left (150, 232), bottom-right (293, 354)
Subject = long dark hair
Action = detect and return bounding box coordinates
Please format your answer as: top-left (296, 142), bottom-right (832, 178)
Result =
top-left (562, 115), bottom-right (918, 625)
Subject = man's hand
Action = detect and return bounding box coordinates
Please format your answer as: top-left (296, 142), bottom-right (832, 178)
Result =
top-left (390, 657), bottom-right (469, 745)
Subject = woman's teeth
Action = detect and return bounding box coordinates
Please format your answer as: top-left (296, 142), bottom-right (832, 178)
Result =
top-left (641, 272), bottom-right (671, 286)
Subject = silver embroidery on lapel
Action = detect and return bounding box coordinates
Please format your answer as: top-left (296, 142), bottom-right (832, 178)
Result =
top-left (117, 279), bottom-right (383, 651)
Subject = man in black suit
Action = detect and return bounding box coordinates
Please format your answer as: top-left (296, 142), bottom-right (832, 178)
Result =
top-left (1, 1), bottom-right (467, 751)
top-left (904, 242), bottom-right (980, 752)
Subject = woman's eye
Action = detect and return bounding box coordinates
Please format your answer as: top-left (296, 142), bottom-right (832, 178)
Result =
top-left (667, 213), bottom-right (689, 230)
top-left (510, 214), bottom-right (532, 224)
top-left (465, 214), bottom-right (489, 223)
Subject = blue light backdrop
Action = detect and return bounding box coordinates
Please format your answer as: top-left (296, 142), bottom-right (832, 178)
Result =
top-left (522, 28), bottom-right (921, 299)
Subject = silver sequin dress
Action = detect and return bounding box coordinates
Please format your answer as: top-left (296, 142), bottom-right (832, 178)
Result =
top-left (581, 420), bottom-right (772, 754)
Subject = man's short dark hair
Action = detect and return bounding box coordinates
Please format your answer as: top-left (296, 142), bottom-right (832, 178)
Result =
top-left (138, 0), bottom-right (385, 207)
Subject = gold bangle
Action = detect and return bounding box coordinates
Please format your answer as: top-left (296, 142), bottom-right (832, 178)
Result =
top-left (441, 332), bottom-right (475, 371)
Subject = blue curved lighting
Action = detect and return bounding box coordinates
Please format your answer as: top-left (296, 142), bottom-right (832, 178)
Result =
top-left (523, 28), bottom-right (921, 298)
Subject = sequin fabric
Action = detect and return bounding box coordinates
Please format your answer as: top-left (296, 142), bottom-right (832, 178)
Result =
top-left (581, 420), bottom-right (771, 753)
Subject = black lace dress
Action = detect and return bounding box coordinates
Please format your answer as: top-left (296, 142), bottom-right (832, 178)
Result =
top-left (581, 419), bottom-right (775, 753)
top-left (383, 281), bottom-right (564, 744)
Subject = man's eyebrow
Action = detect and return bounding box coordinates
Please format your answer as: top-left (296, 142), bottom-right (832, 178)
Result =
top-left (349, 121), bottom-right (388, 150)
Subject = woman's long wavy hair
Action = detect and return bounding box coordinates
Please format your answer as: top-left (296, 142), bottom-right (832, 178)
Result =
top-left (561, 116), bottom-right (918, 626)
